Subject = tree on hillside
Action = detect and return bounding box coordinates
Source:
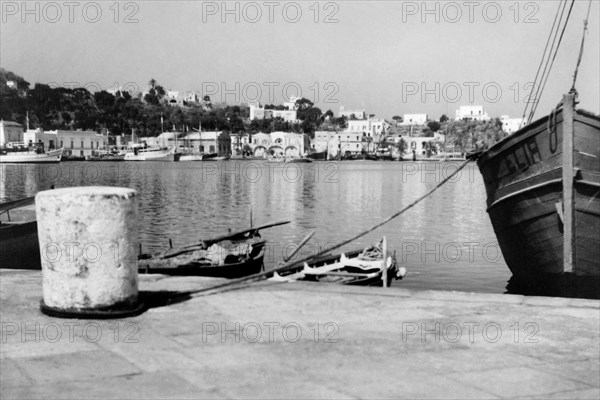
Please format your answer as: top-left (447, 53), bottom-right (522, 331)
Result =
top-left (427, 121), bottom-right (441, 133)
top-left (144, 78), bottom-right (165, 105)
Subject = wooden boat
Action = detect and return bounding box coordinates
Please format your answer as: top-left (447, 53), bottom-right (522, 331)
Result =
top-left (138, 220), bottom-right (290, 278)
top-left (270, 237), bottom-right (404, 286)
top-left (0, 144), bottom-right (63, 164)
top-left (203, 155), bottom-right (231, 161)
top-left (341, 153), bottom-right (377, 161)
top-left (285, 157), bottom-right (313, 163)
top-left (124, 146), bottom-right (179, 161)
top-left (307, 150), bottom-right (328, 161)
top-left (477, 95), bottom-right (599, 278)
top-left (179, 153), bottom-right (205, 162)
top-left (85, 153), bottom-right (125, 162)
top-left (0, 196), bottom-right (40, 269)
top-left (266, 156), bottom-right (285, 163)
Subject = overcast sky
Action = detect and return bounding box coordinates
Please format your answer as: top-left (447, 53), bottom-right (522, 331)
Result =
top-left (2, 1), bottom-right (599, 120)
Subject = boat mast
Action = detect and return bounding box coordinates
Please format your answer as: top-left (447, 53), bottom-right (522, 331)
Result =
top-left (562, 93), bottom-right (576, 273)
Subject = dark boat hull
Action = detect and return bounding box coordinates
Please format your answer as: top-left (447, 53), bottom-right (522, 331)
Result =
top-left (477, 108), bottom-right (600, 278)
top-left (138, 251), bottom-right (264, 278)
top-left (307, 151), bottom-right (328, 161)
top-left (138, 235), bottom-right (266, 278)
top-left (0, 221), bottom-right (41, 269)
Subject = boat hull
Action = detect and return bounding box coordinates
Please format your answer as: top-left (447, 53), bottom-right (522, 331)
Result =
top-left (285, 157), bottom-right (313, 163)
top-left (307, 151), bottom-right (328, 161)
top-left (179, 154), bottom-right (205, 162)
top-left (138, 242), bottom-right (265, 278)
top-left (0, 221), bottom-right (40, 269)
top-left (139, 252), bottom-right (264, 278)
top-left (278, 248), bottom-right (398, 287)
top-left (0, 148), bottom-right (63, 164)
top-left (477, 108), bottom-right (600, 278)
top-left (124, 148), bottom-right (178, 161)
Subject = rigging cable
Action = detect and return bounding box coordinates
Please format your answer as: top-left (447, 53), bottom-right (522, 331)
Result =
top-left (571, 0), bottom-right (593, 93)
top-left (528, 0), bottom-right (576, 122)
top-left (522, 0), bottom-right (566, 122)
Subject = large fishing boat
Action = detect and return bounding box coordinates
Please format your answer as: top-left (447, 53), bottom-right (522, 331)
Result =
top-left (0, 143), bottom-right (63, 164)
top-left (477, 99), bottom-right (599, 278)
top-left (476, 1), bottom-right (599, 280)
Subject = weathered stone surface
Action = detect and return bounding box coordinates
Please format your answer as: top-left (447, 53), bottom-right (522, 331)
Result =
top-left (35, 187), bottom-right (138, 310)
top-left (1, 270), bottom-right (598, 399)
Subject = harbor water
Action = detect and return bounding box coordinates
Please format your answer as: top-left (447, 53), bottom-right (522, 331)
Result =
top-left (0, 160), bottom-right (511, 293)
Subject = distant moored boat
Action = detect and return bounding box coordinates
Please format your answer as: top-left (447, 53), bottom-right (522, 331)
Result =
top-left (0, 144), bottom-right (63, 164)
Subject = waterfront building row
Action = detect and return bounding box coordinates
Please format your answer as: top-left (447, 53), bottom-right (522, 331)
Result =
top-left (2, 126), bottom-right (107, 157)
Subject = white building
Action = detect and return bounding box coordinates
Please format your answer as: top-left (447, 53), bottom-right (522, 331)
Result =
top-left (346, 117), bottom-right (388, 137)
top-left (337, 131), bottom-right (364, 155)
top-left (165, 90), bottom-right (198, 106)
top-left (249, 104), bottom-right (265, 120)
top-left (271, 110), bottom-right (297, 122)
top-left (312, 131), bottom-right (339, 155)
top-left (180, 131), bottom-right (230, 155)
top-left (400, 132), bottom-right (446, 158)
top-left (249, 104), bottom-right (297, 122)
top-left (283, 96), bottom-right (301, 110)
top-left (500, 115), bottom-right (525, 134)
top-left (0, 120), bottom-right (24, 146)
top-left (23, 129), bottom-right (106, 157)
top-left (248, 131), bottom-right (310, 157)
top-left (401, 114), bottom-right (428, 126)
top-left (456, 106), bottom-right (490, 121)
top-left (339, 106), bottom-right (366, 120)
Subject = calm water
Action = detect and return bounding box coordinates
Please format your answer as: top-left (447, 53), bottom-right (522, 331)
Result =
top-left (0, 160), bottom-right (512, 293)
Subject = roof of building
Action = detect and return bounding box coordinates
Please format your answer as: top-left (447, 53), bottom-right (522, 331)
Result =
top-left (0, 120), bottom-right (23, 127)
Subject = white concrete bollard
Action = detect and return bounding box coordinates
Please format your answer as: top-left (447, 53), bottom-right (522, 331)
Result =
top-left (36, 186), bottom-right (141, 317)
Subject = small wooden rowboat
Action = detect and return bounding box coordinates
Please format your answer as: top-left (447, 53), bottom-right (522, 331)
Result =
top-left (138, 221), bottom-right (290, 278)
top-left (270, 237), bottom-right (405, 286)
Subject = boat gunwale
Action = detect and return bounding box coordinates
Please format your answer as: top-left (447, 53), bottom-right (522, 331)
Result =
top-left (477, 107), bottom-right (599, 168)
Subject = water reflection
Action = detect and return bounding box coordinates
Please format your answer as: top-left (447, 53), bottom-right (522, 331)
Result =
top-left (1, 161), bottom-right (515, 294)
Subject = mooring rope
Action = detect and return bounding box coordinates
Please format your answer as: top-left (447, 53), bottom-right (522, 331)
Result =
top-left (171, 159), bottom-right (474, 299)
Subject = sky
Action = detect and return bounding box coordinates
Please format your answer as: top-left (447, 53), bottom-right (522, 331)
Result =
top-left (1, 0), bottom-right (599, 121)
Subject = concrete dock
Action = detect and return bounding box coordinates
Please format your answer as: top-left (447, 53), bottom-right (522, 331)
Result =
top-left (1, 270), bottom-right (599, 399)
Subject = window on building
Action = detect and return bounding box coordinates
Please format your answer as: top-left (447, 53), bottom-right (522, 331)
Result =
top-left (49, 140), bottom-right (55, 150)
top-left (60, 141), bottom-right (63, 148)
top-left (70, 141), bottom-right (74, 149)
